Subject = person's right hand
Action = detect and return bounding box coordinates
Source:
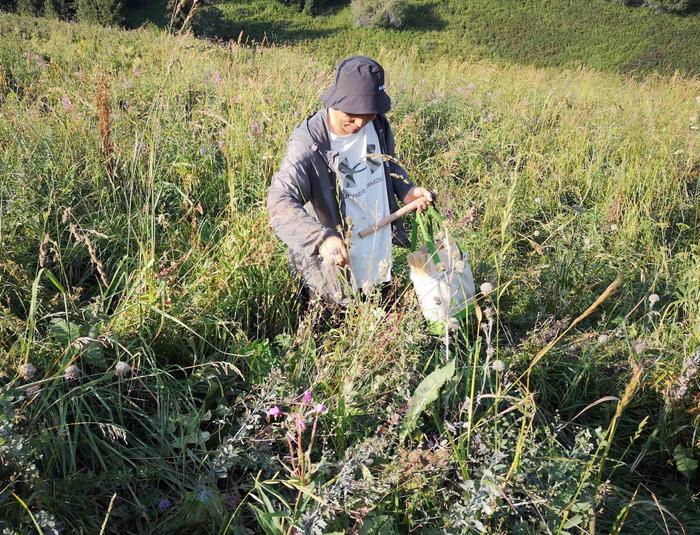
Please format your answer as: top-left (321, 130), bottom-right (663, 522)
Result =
top-left (319, 236), bottom-right (349, 267)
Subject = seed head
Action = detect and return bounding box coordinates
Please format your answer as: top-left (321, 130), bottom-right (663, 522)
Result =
top-left (648, 293), bottom-right (660, 306)
top-left (597, 334), bottom-right (609, 345)
top-left (18, 363), bottom-right (37, 381)
top-left (64, 364), bottom-right (80, 381)
top-left (115, 361), bottom-right (131, 379)
top-left (480, 282), bottom-right (494, 296)
top-left (491, 360), bottom-right (505, 372)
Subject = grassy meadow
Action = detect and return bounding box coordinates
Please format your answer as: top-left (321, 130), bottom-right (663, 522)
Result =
top-left (125, 0), bottom-right (700, 77)
top-left (1, 9), bottom-right (700, 535)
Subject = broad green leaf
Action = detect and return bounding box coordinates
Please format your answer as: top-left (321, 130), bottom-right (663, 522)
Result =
top-left (399, 359), bottom-right (456, 442)
top-left (563, 514), bottom-right (583, 529)
top-left (50, 318), bottom-right (81, 346)
top-left (673, 444), bottom-right (698, 479)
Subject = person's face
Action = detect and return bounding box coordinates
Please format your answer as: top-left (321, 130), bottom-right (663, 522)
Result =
top-left (329, 109), bottom-right (376, 135)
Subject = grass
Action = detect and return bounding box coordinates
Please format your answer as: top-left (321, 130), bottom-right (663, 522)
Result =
top-left (0, 10), bottom-right (699, 534)
top-left (125, 0), bottom-right (700, 76)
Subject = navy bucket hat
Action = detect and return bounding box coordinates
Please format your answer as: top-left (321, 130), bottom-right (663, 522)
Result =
top-left (321, 56), bottom-right (391, 115)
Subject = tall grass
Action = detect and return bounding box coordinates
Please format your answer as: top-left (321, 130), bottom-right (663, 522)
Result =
top-left (0, 12), bottom-right (699, 533)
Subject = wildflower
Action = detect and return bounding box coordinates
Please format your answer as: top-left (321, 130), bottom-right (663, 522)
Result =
top-left (583, 237), bottom-right (591, 247)
top-left (491, 360), bottom-right (505, 372)
top-left (115, 361), bottom-right (131, 379)
top-left (533, 230), bottom-right (540, 237)
top-left (18, 362), bottom-right (37, 381)
top-left (61, 95), bottom-right (74, 113)
top-left (212, 70), bottom-right (222, 84)
top-left (598, 334), bottom-right (609, 344)
top-left (315, 403), bottom-right (328, 415)
top-left (302, 389), bottom-right (313, 404)
top-left (157, 497), bottom-right (172, 512)
top-left (634, 341), bottom-right (647, 355)
top-left (610, 224), bottom-right (619, 231)
top-left (447, 317), bottom-right (460, 331)
top-left (534, 197), bottom-right (542, 205)
top-left (63, 364), bottom-right (80, 381)
top-left (648, 293), bottom-right (660, 306)
top-left (267, 406), bottom-right (281, 418)
top-left (480, 282), bottom-right (494, 296)
top-left (199, 145), bottom-right (206, 157)
top-left (294, 414), bottom-right (307, 431)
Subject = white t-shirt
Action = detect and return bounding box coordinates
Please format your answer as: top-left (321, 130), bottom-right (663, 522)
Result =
top-left (330, 123), bottom-right (392, 293)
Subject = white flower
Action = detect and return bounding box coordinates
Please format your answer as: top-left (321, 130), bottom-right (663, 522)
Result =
top-left (583, 237), bottom-right (591, 247)
top-left (648, 293), bottom-right (660, 306)
top-left (534, 197), bottom-right (542, 205)
top-left (597, 334), bottom-right (609, 345)
top-left (533, 230), bottom-right (540, 237)
top-left (480, 282), bottom-right (494, 296)
top-left (610, 224), bottom-right (619, 231)
top-left (491, 360), bottom-right (505, 372)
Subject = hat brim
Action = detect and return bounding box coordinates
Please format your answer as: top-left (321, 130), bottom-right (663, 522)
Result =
top-left (321, 90), bottom-right (391, 115)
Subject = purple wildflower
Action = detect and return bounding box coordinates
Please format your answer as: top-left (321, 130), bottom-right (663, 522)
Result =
top-left (314, 403), bottom-right (328, 415)
top-left (302, 389), bottom-right (313, 404)
top-left (267, 406), bottom-right (281, 418)
top-left (157, 497), bottom-right (172, 512)
top-left (294, 414), bottom-right (307, 431)
top-left (19, 362), bottom-right (37, 381)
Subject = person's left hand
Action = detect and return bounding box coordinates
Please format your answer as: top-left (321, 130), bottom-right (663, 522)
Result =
top-left (402, 187), bottom-right (434, 213)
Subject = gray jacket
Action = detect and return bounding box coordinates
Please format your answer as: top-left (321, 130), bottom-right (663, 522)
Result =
top-left (267, 108), bottom-right (415, 302)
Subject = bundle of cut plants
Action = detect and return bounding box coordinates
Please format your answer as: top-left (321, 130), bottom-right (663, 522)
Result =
top-left (407, 206), bottom-right (475, 334)
top-left (360, 200), bottom-right (475, 333)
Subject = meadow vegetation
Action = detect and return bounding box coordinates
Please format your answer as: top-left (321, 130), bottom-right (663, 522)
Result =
top-left (0, 8), bottom-right (699, 535)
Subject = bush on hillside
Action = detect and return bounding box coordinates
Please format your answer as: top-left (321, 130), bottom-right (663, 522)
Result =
top-left (190, 4), bottom-right (227, 38)
top-left (43, 0), bottom-right (70, 18)
top-left (74, 0), bottom-right (122, 24)
top-left (351, 0), bottom-right (408, 29)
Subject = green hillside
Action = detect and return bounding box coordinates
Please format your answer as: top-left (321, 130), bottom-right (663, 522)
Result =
top-left (1, 10), bottom-right (699, 535)
top-left (125, 0), bottom-right (700, 76)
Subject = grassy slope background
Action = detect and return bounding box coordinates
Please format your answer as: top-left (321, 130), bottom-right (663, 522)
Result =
top-left (126, 0), bottom-right (700, 76)
top-left (0, 6), bottom-right (699, 535)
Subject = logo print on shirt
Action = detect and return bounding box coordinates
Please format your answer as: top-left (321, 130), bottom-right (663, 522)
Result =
top-left (366, 144), bottom-right (382, 175)
top-left (339, 157), bottom-right (366, 188)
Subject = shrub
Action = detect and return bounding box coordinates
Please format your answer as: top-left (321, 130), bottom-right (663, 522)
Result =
top-left (74, 0), bottom-right (122, 24)
top-left (351, 0), bottom-right (408, 29)
top-left (610, 0), bottom-right (699, 12)
top-left (15, 0), bottom-right (41, 15)
top-left (43, 0), bottom-right (70, 19)
top-left (189, 4), bottom-right (227, 38)
top-left (0, 0), bottom-right (16, 13)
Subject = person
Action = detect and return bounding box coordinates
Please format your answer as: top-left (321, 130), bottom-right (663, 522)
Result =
top-left (267, 56), bottom-right (433, 306)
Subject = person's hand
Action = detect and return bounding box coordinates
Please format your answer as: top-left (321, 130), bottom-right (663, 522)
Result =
top-left (319, 235), bottom-right (349, 267)
top-left (403, 187), bottom-right (434, 213)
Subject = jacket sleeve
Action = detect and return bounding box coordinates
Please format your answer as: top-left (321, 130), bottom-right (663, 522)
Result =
top-left (267, 139), bottom-right (339, 257)
top-left (383, 119), bottom-right (415, 202)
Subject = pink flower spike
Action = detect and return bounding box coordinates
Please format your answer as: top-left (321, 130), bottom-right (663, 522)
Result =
top-left (302, 389), bottom-right (313, 404)
top-left (267, 406), bottom-right (281, 418)
top-left (295, 415), bottom-right (307, 431)
top-left (315, 403), bottom-right (328, 415)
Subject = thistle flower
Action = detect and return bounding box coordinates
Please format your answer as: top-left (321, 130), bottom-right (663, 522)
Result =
top-left (302, 389), bottom-right (313, 404)
top-left (18, 363), bottom-right (37, 381)
top-left (64, 364), bottom-right (80, 381)
top-left (480, 282), bottom-right (494, 296)
top-left (315, 403), bottom-right (328, 415)
top-left (267, 406), bottom-right (281, 418)
top-left (491, 360), bottom-right (505, 372)
top-left (157, 497), bottom-right (172, 512)
top-left (648, 293), bottom-right (660, 306)
top-left (115, 361), bottom-right (131, 379)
